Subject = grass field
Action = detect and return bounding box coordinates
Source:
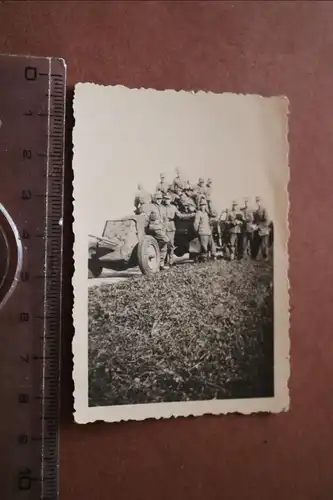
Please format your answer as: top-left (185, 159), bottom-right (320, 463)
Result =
top-left (88, 259), bottom-right (274, 407)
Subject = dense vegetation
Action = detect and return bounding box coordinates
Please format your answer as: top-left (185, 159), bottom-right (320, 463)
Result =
top-left (88, 259), bottom-right (273, 407)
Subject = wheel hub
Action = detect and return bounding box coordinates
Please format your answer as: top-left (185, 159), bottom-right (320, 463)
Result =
top-left (147, 244), bottom-right (158, 270)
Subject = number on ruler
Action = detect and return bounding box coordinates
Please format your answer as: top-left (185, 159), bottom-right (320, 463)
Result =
top-left (20, 312), bottom-right (29, 322)
top-left (22, 149), bottom-right (32, 160)
top-left (21, 189), bottom-right (32, 200)
top-left (18, 467), bottom-right (32, 491)
top-left (24, 66), bottom-right (37, 81)
top-left (18, 434), bottom-right (29, 445)
top-left (18, 394), bottom-right (30, 404)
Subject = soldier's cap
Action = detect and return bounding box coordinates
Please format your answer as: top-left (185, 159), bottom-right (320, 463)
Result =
top-left (160, 173), bottom-right (165, 177)
top-left (155, 192), bottom-right (163, 199)
top-left (198, 177), bottom-right (204, 183)
top-left (200, 199), bottom-right (207, 206)
top-left (256, 196), bottom-right (261, 202)
top-left (232, 200), bottom-right (238, 205)
top-left (164, 192), bottom-right (171, 199)
top-left (244, 197), bottom-right (249, 202)
top-left (207, 178), bottom-right (212, 183)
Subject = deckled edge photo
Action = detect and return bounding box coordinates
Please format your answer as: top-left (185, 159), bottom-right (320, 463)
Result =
top-left (72, 83), bottom-right (290, 424)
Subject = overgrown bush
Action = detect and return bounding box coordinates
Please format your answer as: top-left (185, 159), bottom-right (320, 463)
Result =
top-left (88, 260), bottom-right (273, 406)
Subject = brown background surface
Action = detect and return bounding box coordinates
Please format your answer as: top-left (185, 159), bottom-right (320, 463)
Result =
top-left (1, 1), bottom-right (333, 499)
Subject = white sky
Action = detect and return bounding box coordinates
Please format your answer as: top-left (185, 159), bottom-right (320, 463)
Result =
top-left (73, 85), bottom-right (289, 236)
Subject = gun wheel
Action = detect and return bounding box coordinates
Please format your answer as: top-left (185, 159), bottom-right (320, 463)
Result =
top-left (137, 236), bottom-right (160, 275)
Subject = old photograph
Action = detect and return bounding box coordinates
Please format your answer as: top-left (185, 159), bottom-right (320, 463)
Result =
top-left (72, 84), bottom-right (290, 423)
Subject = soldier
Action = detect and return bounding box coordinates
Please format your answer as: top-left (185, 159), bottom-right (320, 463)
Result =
top-left (194, 198), bottom-right (216, 262)
top-left (171, 167), bottom-right (185, 192)
top-left (253, 196), bottom-right (271, 260)
top-left (177, 191), bottom-right (197, 214)
top-left (194, 177), bottom-right (207, 208)
top-left (170, 185), bottom-right (181, 209)
top-left (163, 192), bottom-right (195, 265)
top-left (147, 192), bottom-right (169, 270)
top-left (209, 208), bottom-right (222, 248)
top-left (134, 183), bottom-right (150, 211)
top-left (184, 179), bottom-right (194, 191)
top-left (183, 181), bottom-right (193, 196)
top-left (187, 202), bottom-right (197, 214)
top-left (184, 183), bottom-right (197, 206)
top-left (240, 197), bottom-right (255, 259)
top-left (187, 196), bottom-right (197, 213)
top-left (219, 208), bottom-right (230, 256)
top-left (156, 173), bottom-right (169, 195)
top-left (205, 178), bottom-right (213, 213)
top-left (134, 195), bottom-right (151, 217)
top-left (227, 200), bottom-right (242, 260)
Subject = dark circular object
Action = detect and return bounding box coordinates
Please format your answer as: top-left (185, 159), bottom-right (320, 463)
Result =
top-left (137, 235), bottom-right (160, 274)
top-left (0, 204), bottom-right (22, 309)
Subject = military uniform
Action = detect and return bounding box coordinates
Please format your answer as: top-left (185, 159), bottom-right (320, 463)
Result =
top-left (171, 175), bottom-right (185, 192)
top-left (253, 198), bottom-right (271, 259)
top-left (219, 209), bottom-right (230, 253)
top-left (169, 185), bottom-right (182, 205)
top-left (135, 197), bottom-right (151, 218)
top-left (194, 178), bottom-right (207, 209)
top-left (156, 180), bottom-right (170, 195)
top-left (205, 179), bottom-right (213, 213)
top-left (147, 194), bottom-right (169, 269)
top-left (177, 193), bottom-right (196, 213)
top-left (227, 202), bottom-right (243, 260)
top-left (134, 187), bottom-right (150, 210)
top-left (194, 200), bottom-right (216, 261)
top-left (209, 209), bottom-right (221, 248)
top-left (163, 194), bottom-right (195, 264)
top-left (240, 199), bottom-right (255, 258)
top-left (182, 183), bottom-right (197, 210)
top-left (184, 183), bottom-right (197, 204)
top-left (184, 180), bottom-right (195, 191)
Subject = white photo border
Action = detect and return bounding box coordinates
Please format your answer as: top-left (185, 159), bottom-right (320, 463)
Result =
top-left (72, 84), bottom-right (290, 423)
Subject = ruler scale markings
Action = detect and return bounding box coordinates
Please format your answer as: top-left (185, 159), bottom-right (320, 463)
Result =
top-left (47, 60), bottom-right (64, 500)
top-left (40, 59), bottom-right (52, 499)
top-left (1, 56), bottom-right (66, 500)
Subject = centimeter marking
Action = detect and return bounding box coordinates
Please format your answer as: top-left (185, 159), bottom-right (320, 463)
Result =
top-left (9, 57), bottom-right (66, 500)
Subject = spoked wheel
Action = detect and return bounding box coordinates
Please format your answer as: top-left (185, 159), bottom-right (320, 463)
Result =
top-left (137, 236), bottom-right (160, 274)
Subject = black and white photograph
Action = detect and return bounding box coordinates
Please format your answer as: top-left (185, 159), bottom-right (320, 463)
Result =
top-left (72, 84), bottom-right (290, 423)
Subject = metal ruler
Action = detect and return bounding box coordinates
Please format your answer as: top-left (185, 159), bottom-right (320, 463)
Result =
top-left (0, 54), bottom-right (66, 500)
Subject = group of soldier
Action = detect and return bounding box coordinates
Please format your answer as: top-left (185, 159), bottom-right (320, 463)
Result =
top-left (134, 168), bottom-right (272, 270)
